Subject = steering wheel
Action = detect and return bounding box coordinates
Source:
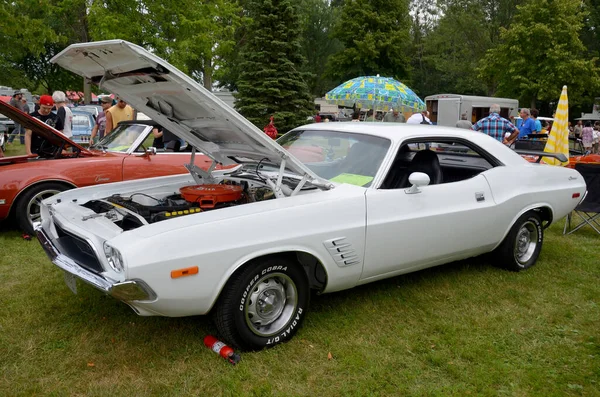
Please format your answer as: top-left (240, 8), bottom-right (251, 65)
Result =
top-left (36, 139), bottom-right (60, 158)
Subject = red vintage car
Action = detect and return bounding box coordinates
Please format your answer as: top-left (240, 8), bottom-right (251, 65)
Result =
top-left (566, 137), bottom-right (600, 168)
top-left (515, 136), bottom-right (600, 167)
top-left (0, 101), bottom-right (216, 234)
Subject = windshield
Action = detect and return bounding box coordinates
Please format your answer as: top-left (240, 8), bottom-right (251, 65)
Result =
top-left (72, 114), bottom-right (91, 127)
top-left (75, 106), bottom-right (99, 115)
top-left (91, 123), bottom-right (148, 153)
top-left (277, 129), bottom-right (391, 187)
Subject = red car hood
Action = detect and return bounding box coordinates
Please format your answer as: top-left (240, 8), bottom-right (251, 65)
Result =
top-left (0, 100), bottom-right (92, 162)
top-left (568, 153), bottom-right (600, 168)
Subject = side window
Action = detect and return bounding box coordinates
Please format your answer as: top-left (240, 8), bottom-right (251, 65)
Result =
top-left (381, 139), bottom-right (496, 189)
top-left (135, 132), bottom-right (156, 153)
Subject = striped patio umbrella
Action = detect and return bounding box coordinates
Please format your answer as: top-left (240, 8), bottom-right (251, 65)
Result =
top-left (543, 85), bottom-right (569, 166)
top-left (325, 75), bottom-right (425, 113)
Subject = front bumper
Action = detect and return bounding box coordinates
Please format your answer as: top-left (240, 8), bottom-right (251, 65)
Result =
top-left (36, 226), bottom-right (156, 302)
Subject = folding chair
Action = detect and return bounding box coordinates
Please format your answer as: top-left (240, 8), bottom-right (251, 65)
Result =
top-left (564, 163), bottom-right (600, 235)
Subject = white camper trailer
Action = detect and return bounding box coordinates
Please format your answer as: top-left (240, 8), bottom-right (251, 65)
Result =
top-left (425, 94), bottom-right (519, 127)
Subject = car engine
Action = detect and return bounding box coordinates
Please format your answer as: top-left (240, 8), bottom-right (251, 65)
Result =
top-left (82, 181), bottom-right (274, 231)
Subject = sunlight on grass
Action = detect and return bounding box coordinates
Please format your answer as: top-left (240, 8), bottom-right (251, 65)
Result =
top-left (4, 141), bottom-right (27, 156)
top-left (0, 223), bottom-right (598, 395)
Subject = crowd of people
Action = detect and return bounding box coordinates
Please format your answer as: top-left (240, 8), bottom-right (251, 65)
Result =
top-left (310, 104), bottom-right (600, 155)
top-left (573, 120), bottom-right (600, 154)
top-left (312, 108), bottom-right (433, 124)
top-left (3, 91), bottom-right (74, 157)
top-left (4, 90), bottom-right (599, 157)
top-left (0, 90), bottom-right (138, 157)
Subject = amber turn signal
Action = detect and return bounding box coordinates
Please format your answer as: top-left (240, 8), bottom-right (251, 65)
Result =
top-left (171, 266), bottom-right (199, 279)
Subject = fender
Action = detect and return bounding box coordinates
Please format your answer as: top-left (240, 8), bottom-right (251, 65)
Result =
top-left (207, 246), bottom-right (333, 313)
top-left (8, 178), bottom-right (78, 217)
top-left (492, 203), bottom-right (554, 251)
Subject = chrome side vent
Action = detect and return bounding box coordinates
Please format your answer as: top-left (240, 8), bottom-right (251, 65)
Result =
top-left (323, 237), bottom-right (360, 267)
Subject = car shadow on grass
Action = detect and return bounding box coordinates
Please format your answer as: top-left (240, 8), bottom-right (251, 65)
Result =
top-left (309, 256), bottom-right (497, 313)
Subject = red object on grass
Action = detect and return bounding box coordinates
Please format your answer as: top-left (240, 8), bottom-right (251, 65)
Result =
top-left (204, 335), bottom-right (241, 365)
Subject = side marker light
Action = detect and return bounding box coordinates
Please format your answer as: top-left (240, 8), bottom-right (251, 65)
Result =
top-left (171, 266), bottom-right (199, 279)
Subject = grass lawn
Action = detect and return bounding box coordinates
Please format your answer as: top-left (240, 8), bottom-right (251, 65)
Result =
top-left (3, 140), bottom-right (27, 156)
top-left (0, 220), bottom-right (598, 396)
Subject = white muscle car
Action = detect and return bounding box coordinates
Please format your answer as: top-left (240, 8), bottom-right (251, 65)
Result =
top-left (36, 40), bottom-right (587, 350)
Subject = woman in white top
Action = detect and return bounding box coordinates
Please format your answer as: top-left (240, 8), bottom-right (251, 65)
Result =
top-left (52, 91), bottom-right (73, 138)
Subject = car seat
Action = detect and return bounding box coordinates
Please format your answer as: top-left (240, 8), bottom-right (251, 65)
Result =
top-left (338, 142), bottom-right (381, 176)
top-left (399, 149), bottom-right (443, 188)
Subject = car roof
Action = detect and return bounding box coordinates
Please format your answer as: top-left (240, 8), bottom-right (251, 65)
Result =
top-left (292, 122), bottom-right (527, 166)
top-left (295, 121), bottom-right (479, 141)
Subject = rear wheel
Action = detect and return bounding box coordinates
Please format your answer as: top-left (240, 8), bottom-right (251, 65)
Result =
top-left (213, 256), bottom-right (310, 350)
top-left (495, 211), bottom-right (543, 271)
top-left (14, 183), bottom-right (69, 234)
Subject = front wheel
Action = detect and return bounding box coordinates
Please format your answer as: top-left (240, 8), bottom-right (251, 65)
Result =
top-left (15, 183), bottom-right (69, 235)
top-left (213, 256), bottom-right (310, 350)
top-left (495, 211), bottom-right (544, 271)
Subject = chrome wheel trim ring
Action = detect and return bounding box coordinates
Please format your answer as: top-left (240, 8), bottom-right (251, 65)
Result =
top-left (244, 272), bottom-right (298, 337)
top-left (514, 220), bottom-right (538, 265)
top-left (27, 188), bottom-right (61, 229)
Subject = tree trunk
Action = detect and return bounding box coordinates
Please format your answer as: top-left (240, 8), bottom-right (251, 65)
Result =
top-left (203, 56), bottom-right (212, 91)
top-left (83, 78), bottom-right (92, 104)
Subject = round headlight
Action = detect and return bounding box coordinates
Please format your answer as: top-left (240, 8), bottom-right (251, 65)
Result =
top-left (104, 243), bottom-right (124, 272)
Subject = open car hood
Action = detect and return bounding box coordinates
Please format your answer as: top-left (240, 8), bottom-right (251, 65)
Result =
top-left (51, 40), bottom-right (322, 183)
top-left (0, 101), bottom-right (91, 158)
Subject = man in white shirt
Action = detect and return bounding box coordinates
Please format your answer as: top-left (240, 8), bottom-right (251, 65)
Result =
top-left (52, 91), bottom-right (73, 138)
top-left (406, 110), bottom-right (431, 125)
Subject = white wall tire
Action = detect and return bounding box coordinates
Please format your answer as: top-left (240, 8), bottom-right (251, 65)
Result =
top-left (495, 211), bottom-right (544, 271)
top-left (213, 256), bottom-right (310, 350)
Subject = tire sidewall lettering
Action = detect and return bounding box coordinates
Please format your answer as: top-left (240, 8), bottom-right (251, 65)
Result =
top-left (261, 265), bottom-right (287, 275)
top-left (530, 216), bottom-right (542, 243)
top-left (266, 306), bottom-right (304, 344)
top-left (233, 261), bottom-right (307, 348)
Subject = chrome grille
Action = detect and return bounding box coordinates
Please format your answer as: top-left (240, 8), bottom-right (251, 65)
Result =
top-left (54, 223), bottom-right (104, 273)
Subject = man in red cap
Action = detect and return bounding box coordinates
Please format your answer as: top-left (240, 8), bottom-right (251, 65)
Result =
top-left (25, 94), bottom-right (59, 156)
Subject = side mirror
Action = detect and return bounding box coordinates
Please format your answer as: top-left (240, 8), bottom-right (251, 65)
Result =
top-left (405, 172), bottom-right (430, 194)
top-left (146, 147), bottom-right (157, 156)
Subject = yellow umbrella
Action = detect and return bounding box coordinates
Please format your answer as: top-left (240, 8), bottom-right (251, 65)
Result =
top-left (543, 85), bottom-right (569, 166)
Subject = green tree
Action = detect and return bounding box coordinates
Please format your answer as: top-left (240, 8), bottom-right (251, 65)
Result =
top-left (297, 0), bottom-right (342, 97)
top-left (0, 0), bottom-right (89, 93)
top-left (326, 0), bottom-right (412, 84)
top-left (163, 0), bottom-right (242, 90)
top-left (88, 0), bottom-right (242, 90)
top-left (414, 0), bottom-right (490, 96)
top-left (581, 0), bottom-right (600, 57)
top-left (409, 0), bottom-right (524, 98)
top-left (235, 0), bottom-right (314, 134)
top-left (408, 0), bottom-right (441, 97)
top-left (479, 0), bottom-right (600, 107)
